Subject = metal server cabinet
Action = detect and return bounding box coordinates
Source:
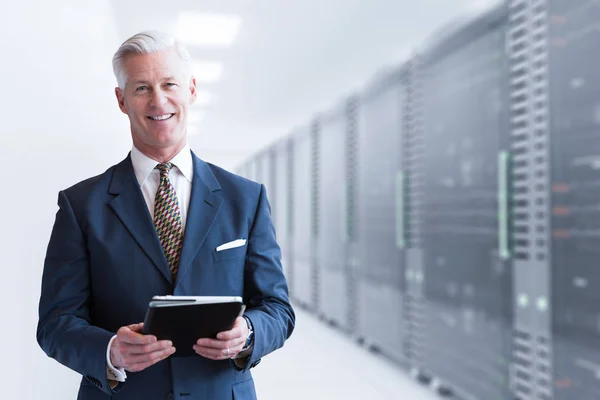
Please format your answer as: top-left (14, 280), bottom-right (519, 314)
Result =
top-left (419, 4), bottom-right (512, 399)
top-left (355, 65), bottom-right (407, 363)
top-left (234, 165), bottom-right (243, 177)
top-left (254, 149), bottom-right (272, 191)
top-left (290, 126), bottom-right (318, 310)
top-left (315, 97), bottom-right (357, 332)
top-left (266, 148), bottom-right (277, 209)
top-left (272, 138), bottom-right (293, 284)
top-left (235, 161), bottom-right (248, 179)
top-left (252, 152), bottom-right (264, 184)
top-left (246, 157), bottom-right (257, 182)
top-left (549, 1), bottom-right (600, 398)
top-left (507, 1), bottom-right (600, 399)
top-left (256, 148), bottom-right (274, 191)
top-left (255, 147), bottom-right (278, 244)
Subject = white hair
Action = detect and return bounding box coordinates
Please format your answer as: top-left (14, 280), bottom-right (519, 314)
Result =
top-left (112, 30), bottom-right (192, 89)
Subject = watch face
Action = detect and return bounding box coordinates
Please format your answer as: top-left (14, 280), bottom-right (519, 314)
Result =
top-left (243, 316), bottom-right (253, 330)
top-left (245, 331), bottom-right (254, 348)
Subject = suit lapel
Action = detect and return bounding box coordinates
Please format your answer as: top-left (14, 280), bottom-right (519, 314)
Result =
top-left (108, 155), bottom-right (173, 285)
top-left (176, 153), bottom-right (223, 285)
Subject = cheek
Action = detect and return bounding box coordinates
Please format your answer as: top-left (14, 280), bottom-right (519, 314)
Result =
top-left (128, 98), bottom-right (146, 116)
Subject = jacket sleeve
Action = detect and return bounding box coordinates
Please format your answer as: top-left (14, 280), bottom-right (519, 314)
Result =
top-left (236, 184), bottom-right (295, 371)
top-left (36, 190), bottom-right (117, 395)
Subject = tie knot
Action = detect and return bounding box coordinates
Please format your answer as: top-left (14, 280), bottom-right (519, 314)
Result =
top-left (156, 162), bottom-right (173, 176)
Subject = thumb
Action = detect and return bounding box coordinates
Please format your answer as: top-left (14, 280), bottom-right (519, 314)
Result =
top-left (127, 322), bottom-right (144, 333)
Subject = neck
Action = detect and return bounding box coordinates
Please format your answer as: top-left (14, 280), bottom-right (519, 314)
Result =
top-left (134, 141), bottom-right (187, 163)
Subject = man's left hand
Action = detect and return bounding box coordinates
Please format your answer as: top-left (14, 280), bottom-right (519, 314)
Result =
top-left (193, 317), bottom-right (249, 360)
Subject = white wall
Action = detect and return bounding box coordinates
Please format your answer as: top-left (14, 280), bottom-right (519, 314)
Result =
top-left (0, 1), bottom-right (129, 397)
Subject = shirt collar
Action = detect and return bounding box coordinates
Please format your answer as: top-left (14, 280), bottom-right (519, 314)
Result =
top-left (130, 144), bottom-right (194, 186)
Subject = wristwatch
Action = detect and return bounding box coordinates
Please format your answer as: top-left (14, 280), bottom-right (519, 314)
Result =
top-left (242, 315), bottom-right (254, 350)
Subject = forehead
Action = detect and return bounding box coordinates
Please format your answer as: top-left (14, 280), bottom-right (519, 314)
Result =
top-left (123, 49), bottom-right (186, 83)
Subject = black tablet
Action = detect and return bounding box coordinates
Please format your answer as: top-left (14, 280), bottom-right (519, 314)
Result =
top-left (142, 296), bottom-right (245, 357)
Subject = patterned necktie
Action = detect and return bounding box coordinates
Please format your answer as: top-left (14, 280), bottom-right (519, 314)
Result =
top-left (153, 162), bottom-right (184, 279)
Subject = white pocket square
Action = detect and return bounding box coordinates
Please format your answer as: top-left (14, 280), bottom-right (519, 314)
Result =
top-left (216, 239), bottom-right (247, 252)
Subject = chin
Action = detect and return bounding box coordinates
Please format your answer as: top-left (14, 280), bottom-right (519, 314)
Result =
top-left (157, 135), bottom-right (186, 148)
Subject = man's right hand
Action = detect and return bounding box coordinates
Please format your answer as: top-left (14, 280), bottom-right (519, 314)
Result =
top-left (110, 323), bottom-right (176, 372)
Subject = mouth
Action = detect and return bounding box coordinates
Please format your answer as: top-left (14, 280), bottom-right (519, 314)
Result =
top-left (147, 113), bottom-right (175, 121)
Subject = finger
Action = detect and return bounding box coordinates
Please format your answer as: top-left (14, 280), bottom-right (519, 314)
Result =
top-left (216, 326), bottom-right (243, 341)
top-left (196, 335), bottom-right (245, 349)
top-left (127, 323), bottom-right (144, 333)
top-left (123, 340), bottom-right (173, 356)
top-left (125, 347), bottom-right (173, 367)
top-left (194, 338), bottom-right (235, 350)
top-left (195, 338), bottom-right (222, 348)
top-left (193, 345), bottom-right (233, 360)
top-left (118, 326), bottom-right (156, 345)
top-left (125, 347), bottom-right (176, 372)
top-left (194, 343), bottom-right (245, 360)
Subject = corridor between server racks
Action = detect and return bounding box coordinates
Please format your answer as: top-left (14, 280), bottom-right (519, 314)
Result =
top-left (252, 305), bottom-right (439, 400)
top-left (237, 1), bottom-right (600, 399)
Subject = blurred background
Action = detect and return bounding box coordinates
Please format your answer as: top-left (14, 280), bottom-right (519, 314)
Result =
top-left (2, 0), bottom-right (598, 399)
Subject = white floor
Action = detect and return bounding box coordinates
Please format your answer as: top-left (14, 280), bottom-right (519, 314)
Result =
top-left (252, 305), bottom-right (441, 400)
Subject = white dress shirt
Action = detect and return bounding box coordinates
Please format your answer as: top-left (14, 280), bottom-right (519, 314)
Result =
top-left (131, 144), bottom-right (194, 230)
top-left (106, 144), bottom-right (193, 383)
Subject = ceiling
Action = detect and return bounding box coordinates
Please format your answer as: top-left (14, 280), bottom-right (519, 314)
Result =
top-left (109, 0), bottom-right (488, 169)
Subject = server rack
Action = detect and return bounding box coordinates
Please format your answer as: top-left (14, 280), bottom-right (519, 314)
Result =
top-left (355, 65), bottom-right (408, 364)
top-left (272, 138), bottom-right (293, 282)
top-left (246, 158), bottom-right (257, 182)
top-left (403, 57), bottom-right (429, 379)
top-left (235, 161), bottom-right (248, 180)
top-left (507, 1), bottom-right (553, 399)
top-left (258, 148), bottom-right (274, 191)
top-left (549, 1), bottom-right (600, 397)
top-left (267, 148), bottom-right (277, 217)
top-left (314, 98), bottom-right (356, 331)
top-left (419, 4), bottom-right (512, 399)
top-left (548, 0), bottom-right (600, 396)
top-left (234, 165), bottom-right (244, 177)
top-left (253, 151), bottom-right (265, 185)
top-left (346, 97), bottom-right (360, 336)
top-left (507, 1), bottom-right (600, 399)
top-left (289, 126), bottom-right (318, 310)
top-left (232, 1), bottom-right (600, 398)
top-left (254, 148), bottom-right (274, 195)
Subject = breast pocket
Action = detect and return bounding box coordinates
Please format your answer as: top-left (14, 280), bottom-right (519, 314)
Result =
top-left (212, 244), bottom-right (247, 263)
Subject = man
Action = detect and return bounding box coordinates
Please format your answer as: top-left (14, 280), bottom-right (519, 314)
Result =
top-left (37, 31), bottom-right (295, 400)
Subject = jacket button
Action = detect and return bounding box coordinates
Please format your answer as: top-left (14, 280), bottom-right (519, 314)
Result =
top-left (166, 393), bottom-right (174, 400)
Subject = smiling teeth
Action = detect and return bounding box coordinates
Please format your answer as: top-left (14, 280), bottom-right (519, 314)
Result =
top-left (150, 114), bottom-right (172, 121)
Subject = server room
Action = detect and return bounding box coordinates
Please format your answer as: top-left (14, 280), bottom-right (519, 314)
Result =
top-left (3, 0), bottom-right (599, 399)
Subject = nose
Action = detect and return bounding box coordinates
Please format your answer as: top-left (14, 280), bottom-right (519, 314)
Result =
top-left (150, 88), bottom-right (167, 107)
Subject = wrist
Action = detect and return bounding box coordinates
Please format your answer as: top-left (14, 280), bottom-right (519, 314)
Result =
top-left (109, 340), bottom-right (121, 368)
top-left (242, 316), bottom-right (254, 350)
top-left (106, 335), bottom-right (127, 382)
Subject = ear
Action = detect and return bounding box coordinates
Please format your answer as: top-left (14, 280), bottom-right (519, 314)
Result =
top-left (115, 87), bottom-right (128, 114)
top-left (189, 76), bottom-right (197, 106)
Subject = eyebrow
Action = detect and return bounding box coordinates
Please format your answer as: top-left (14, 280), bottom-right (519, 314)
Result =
top-left (132, 77), bottom-right (180, 85)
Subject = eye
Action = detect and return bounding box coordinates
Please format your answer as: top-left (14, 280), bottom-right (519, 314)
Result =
top-left (135, 85), bottom-right (148, 92)
top-left (165, 82), bottom-right (177, 88)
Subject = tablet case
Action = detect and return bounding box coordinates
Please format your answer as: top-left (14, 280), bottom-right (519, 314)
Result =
top-left (142, 298), bottom-right (244, 357)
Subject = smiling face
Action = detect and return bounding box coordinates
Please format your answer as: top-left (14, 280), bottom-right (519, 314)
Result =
top-left (115, 49), bottom-right (197, 161)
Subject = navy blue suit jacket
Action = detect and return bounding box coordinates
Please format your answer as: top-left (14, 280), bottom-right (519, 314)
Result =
top-left (37, 152), bottom-right (295, 400)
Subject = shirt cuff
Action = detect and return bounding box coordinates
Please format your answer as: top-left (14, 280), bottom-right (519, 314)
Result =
top-left (106, 335), bottom-right (127, 383)
top-left (235, 341), bottom-right (254, 359)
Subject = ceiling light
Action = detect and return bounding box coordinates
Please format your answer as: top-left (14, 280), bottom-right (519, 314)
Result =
top-left (176, 12), bottom-right (242, 47)
top-left (192, 61), bottom-right (223, 83)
